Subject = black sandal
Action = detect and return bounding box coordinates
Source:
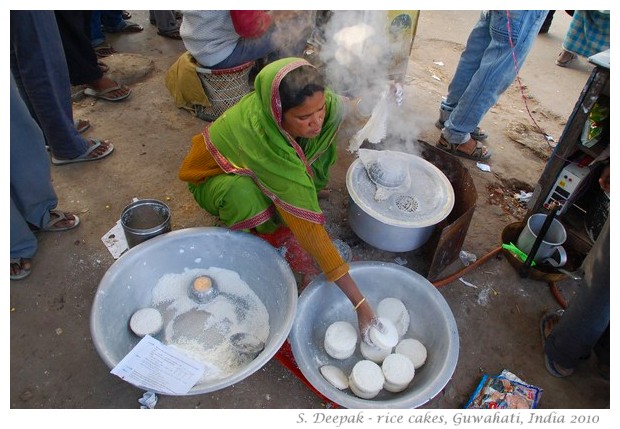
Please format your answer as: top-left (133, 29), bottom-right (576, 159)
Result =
top-left (157, 29), bottom-right (182, 40)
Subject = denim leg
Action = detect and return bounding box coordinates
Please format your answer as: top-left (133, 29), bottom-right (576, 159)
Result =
top-left (90, 11), bottom-right (106, 46)
top-left (442, 10), bottom-right (546, 144)
top-left (441, 11), bottom-right (490, 115)
top-left (213, 27), bottom-right (279, 69)
top-left (544, 219), bottom-right (610, 369)
top-left (10, 72), bottom-right (58, 259)
top-left (101, 11), bottom-right (124, 31)
top-left (10, 10), bottom-right (89, 159)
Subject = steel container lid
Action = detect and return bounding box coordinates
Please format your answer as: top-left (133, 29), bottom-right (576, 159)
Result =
top-left (346, 149), bottom-right (455, 228)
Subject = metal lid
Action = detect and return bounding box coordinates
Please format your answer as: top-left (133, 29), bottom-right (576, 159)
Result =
top-left (346, 149), bottom-right (455, 228)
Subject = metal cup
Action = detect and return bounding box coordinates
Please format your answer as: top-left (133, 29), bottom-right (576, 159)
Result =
top-left (517, 214), bottom-right (567, 267)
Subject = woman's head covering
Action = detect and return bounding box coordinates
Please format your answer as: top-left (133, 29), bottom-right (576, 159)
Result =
top-left (205, 57), bottom-right (344, 223)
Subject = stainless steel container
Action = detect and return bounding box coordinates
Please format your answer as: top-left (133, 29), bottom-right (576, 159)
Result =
top-left (90, 227), bottom-right (298, 395)
top-left (346, 150), bottom-right (455, 252)
top-left (289, 261), bottom-right (459, 409)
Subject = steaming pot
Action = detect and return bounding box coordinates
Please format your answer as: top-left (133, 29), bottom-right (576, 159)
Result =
top-left (345, 150), bottom-right (454, 252)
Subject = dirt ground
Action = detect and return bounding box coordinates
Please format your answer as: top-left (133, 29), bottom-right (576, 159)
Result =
top-left (9, 10), bottom-right (611, 415)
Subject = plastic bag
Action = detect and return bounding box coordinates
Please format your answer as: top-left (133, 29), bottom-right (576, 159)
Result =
top-left (581, 102), bottom-right (608, 148)
top-left (465, 369), bottom-right (542, 409)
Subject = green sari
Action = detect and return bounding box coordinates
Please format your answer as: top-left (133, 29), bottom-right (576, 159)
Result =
top-left (198, 57), bottom-right (344, 230)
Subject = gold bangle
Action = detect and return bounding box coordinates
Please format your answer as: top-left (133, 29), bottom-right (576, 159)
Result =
top-left (353, 297), bottom-right (366, 311)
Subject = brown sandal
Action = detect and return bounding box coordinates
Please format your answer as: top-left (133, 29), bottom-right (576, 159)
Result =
top-left (94, 44), bottom-right (117, 58)
top-left (436, 136), bottom-right (491, 161)
top-left (555, 50), bottom-right (576, 67)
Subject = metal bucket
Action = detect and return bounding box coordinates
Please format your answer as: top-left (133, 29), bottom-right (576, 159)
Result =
top-left (121, 199), bottom-right (171, 248)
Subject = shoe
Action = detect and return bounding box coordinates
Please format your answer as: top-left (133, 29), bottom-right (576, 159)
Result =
top-left (435, 119), bottom-right (488, 141)
top-left (10, 258), bottom-right (32, 280)
top-left (555, 50), bottom-right (576, 67)
top-left (436, 136), bottom-right (491, 161)
top-left (74, 118), bottom-right (90, 134)
top-left (103, 20), bottom-right (143, 33)
top-left (83, 83), bottom-right (131, 102)
top-left (157, 29), bottom-right (182, 40)
top-left (51, 139), bottom-right (114, 165)
top-left (539, 311), bottom-right (575, 377)
top-left (33, 209), bottom-right (81, 232)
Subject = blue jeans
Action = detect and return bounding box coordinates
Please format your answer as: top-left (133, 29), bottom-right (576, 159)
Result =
top-left (90, 11), bottom-right (124, 46)
top-left (544, 218), bottom-right (610, 369)
top-left (10, 10), bottom-right (90, 159)
top-left (10, 72), bottom-right (58, 260)
top-left (440, 10), bottom-right (547, 144)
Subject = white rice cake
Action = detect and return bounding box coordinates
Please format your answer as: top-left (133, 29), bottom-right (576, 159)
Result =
top-left (349, 360), bottom-right (385, 399)
top-left (382, 352), bottom-right (415, 392)
top-left (377, 297), bottom-right (410, 337)
top-left (324, 321), bottom-right (358, 360)
top-left (360, 340), bottom-right (392, 364)
top-left (369, 317), bottom-right (399, 349)
top-left (129, 307), bottom-right (163, 337)
top-left (320, 365), bottom-right (349, 390)
top-left (395, 338), bottom-right (427, 369)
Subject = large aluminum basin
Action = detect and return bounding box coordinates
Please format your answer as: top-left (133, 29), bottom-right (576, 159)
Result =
top-left (90, 227), bottom-right (298, 395)
top-left (289, 261), bottom-right (459, 408)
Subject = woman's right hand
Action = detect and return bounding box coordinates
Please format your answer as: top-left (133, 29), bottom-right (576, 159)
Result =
top-left (356, 300), bottom-right (382, 345)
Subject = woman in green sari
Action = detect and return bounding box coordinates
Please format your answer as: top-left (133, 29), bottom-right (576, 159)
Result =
top-left (180, 57), bottom-right (380, 341)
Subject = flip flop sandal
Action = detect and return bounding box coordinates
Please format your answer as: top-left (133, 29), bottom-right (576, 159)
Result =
top-left (436, 136), bottom-right (491, 161)
top-left (555, 51), bottom-right (576, 67)
top-left (37, 209), bottom-right (81, 232)
top-left (435, 119), bottom-right (488, 141)
top-left (51, 139), bottom-right (114, 165)
top-left (539, 311), bottom-right (574, 377)
top-left (94, 44), bottom-right (117, 58)
top-left (83, 83), bottom-right (132, 102)
top-left (122, 10), bottom-right (132, 20)
top-left (157, 29), bottom-right (182, 40)
top-left (74, 118), bottom-right (90, 134)
top-left (105, 20), bottom-right (143, 33)
top-left (10, 258), bottom-right (32, 280)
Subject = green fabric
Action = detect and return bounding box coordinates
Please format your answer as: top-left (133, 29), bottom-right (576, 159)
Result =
top-left (205, 57), bottom-right (344, 224)
top-left (189, 175), bottom-right (279, 232)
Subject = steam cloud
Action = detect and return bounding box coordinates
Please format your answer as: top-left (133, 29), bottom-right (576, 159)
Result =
top-left (314, 11), bottom-right (423, 153)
